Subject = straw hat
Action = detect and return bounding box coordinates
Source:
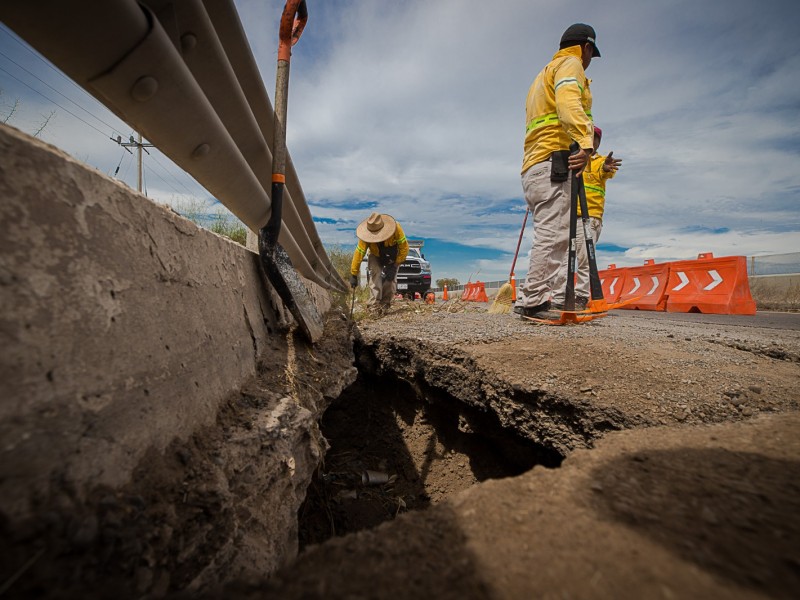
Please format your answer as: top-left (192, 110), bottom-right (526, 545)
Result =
top-left (356, 212), bottom-right (397, 243)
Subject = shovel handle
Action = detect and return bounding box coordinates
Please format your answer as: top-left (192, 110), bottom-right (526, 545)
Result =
top-left (278, 0), bottom-right (308, 61)
top-left (273, 0), bottom-right (307, 181)
top-left (269, 1), bottom-right (307, 237)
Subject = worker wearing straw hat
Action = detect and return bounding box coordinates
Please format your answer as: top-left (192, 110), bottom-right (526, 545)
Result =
top-left (350, 213), bottom-right (409, 312)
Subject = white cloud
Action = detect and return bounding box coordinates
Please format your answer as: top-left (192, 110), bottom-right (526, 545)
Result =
top-left (2, 0), bottom-right (798, 286)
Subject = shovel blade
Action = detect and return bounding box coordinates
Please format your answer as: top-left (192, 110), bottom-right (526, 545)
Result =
top-left (259, 234), bottom-right (324, 343)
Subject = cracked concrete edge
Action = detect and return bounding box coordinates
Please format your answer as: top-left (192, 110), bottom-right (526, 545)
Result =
top-left (356, 336), bottom-right (635, 456)
top-left (0, 123), bottom-right (335, 522)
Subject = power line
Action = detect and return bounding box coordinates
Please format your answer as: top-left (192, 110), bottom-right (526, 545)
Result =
top-left (148, 153), bottom-right (208, 198)
top-left (145, 157), bottom-right (196, 198)
top-left (120, 150), bottom-right (134, 183)
top-left (0, 26), bottom-right (212, 205)
top-left (0, 23), bottom-right (110, 115)
top-left (110, 147), bottom-right (128, 178)
top-left (0, 48), bottom-right (124, 136)
top-left (0, 64), bottom-right (110, 137)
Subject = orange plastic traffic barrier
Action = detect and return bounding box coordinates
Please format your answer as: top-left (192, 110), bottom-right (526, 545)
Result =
top-left (598, 263), bottom-right (627, 303)
top-left (463, 281), bottom-right (488, 302)
top-left (462, 282), bottom-right (480, 300)
top-left (472, 281), bottom-right (489, 302)
top-left (617, 259), bottom-right (670, 311)
top-left (443, 284), bottom-right (449, 300)
top-left (665, 253), bottom-right (756, 315)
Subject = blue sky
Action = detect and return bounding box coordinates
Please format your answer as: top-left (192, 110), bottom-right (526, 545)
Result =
top-left (2, 0), bottom-right (799, 284)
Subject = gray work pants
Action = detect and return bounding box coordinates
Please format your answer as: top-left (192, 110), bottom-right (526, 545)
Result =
top-left (367, 254), bottom-right (396, 306)
top-left (517, 160), bottom-right (572, 308)
top-left (552, 216), bottom-right (603, 303)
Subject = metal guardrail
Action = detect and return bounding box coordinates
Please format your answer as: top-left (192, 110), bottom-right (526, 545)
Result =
top-left (1, 0), bottom-right (346, 294)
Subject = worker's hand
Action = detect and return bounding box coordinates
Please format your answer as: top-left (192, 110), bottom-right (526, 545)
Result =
top-left (603, 151), bottom-right (622, 173)
top-left (382, 264), bottom-right (398, 281)
top-left (350, 275), bottom-right (358, 289)
top-left (568, 148), bottom-right (592, 176)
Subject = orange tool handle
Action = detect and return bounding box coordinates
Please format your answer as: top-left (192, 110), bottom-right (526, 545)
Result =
top-left (278, 0), bottom-right (308, 61)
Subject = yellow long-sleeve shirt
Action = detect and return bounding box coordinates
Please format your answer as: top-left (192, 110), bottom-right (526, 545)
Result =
top-left (350, 222), bottom-right (409, 275)
top-left (522, 45), bottom-right (594, 173)
top-left (579, 153), bottom-right (616, 220)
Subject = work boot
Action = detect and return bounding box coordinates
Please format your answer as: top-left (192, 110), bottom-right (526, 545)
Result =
top-left (519, 301), bottom-right (561, 321)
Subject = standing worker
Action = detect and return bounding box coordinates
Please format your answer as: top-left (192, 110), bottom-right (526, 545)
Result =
top-left (515, 23), bottom-right (601, 320)
top-left (551, 125), bottom-right (622, 310)
top-left (350, 212), bottom-right (409, 313)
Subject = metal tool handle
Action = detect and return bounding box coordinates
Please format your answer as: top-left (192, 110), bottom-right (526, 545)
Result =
top-left (509, 208), bottom-right (529, 280)
top-left (268, 0), bottom-right (308, 240)
top-left (278, 0), bottom-right (308, 61)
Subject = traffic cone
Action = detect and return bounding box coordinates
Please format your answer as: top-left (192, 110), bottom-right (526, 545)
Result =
top-left (443, 284), bottom-right (448, 301)
top-left (510, 273), bottom-right (516, 300)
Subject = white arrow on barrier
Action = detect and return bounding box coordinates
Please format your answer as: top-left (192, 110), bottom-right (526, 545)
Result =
top-left (608, 277), bottom-right (618, 295)
top-left (648, 276), bottom-right (660, 295)
top-left (629, 277), bottom-right (641, 294)
top-left (672, 271), bottom-right (689, 291)
top-left (704, 269), bottom-right (723, 291)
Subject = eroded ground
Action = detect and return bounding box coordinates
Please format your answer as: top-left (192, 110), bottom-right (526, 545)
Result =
top-left (232, 302), bottom-right (800, 600)
top-left (6, 302), bottom-right (799, 599)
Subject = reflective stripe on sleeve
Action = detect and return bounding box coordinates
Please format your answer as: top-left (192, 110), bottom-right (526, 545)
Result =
top-left (554, 77), bottom-right (583, 93)
top-left (354, 245), bottom-right (366, 256)
top-left (585, 184), bottom-right (605, 198)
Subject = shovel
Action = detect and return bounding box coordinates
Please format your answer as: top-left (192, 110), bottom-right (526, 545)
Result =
top-left (572, 142), bottom-right (607, 313)
top-left (524, 143), bottom-right (607, 325)
top-left (258, 0), bottom-right (323, 343)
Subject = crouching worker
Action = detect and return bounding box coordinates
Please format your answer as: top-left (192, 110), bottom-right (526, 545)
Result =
top-left (350, 212), bottom-right (408, 312)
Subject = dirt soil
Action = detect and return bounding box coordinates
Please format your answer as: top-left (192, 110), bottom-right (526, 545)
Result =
top-left (298, 374), bottom-right (547, 548)
top-left (193, 301), bottom-right (800, 599)
top-left (205, 411), bottom-right (800, 600)
top-left (6, 301), bottom-right (800, 599)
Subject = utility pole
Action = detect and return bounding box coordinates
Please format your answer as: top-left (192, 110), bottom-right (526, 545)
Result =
top-left (111, 132), bottom-right (154, 194)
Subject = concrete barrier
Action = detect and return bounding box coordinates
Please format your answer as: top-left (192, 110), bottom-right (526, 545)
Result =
top-left (0, 124), bottom-right (355, 593)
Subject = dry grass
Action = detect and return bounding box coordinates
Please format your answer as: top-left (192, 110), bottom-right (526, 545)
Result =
top-left (750, 277), bottom-right (800, 312)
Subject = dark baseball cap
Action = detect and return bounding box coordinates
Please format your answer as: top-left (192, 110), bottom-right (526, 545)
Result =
top-left (560, 23), bottom-right (600, 57)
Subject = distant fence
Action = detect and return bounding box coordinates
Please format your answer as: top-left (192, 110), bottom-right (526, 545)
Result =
top-left (432, 280), bottom-right (506, 294)
top-left (749, 252), bottom-right (800, 276)
top-left (431, 252), bottom-right (800, 293)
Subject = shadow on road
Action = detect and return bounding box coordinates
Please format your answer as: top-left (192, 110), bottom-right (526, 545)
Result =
top-left (589, 448), bottom-right (800, 598)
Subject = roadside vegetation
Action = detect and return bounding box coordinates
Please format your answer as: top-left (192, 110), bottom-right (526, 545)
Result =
top-left (170, 197), bottom-right (247, 246)
top-left (326, 244), bottom-right (371, 318)
top-left (436, 277), bottom-right (460, 290)
top-left (750, 278), bottom-right (800, 312)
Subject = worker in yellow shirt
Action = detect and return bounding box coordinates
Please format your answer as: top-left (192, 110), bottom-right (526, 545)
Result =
top-left (350, 213), bottom-right (409, 312)
top-left (552, 125), bottom-right (622, 309)
top-left (515, 23), bottom-right (600, 321)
